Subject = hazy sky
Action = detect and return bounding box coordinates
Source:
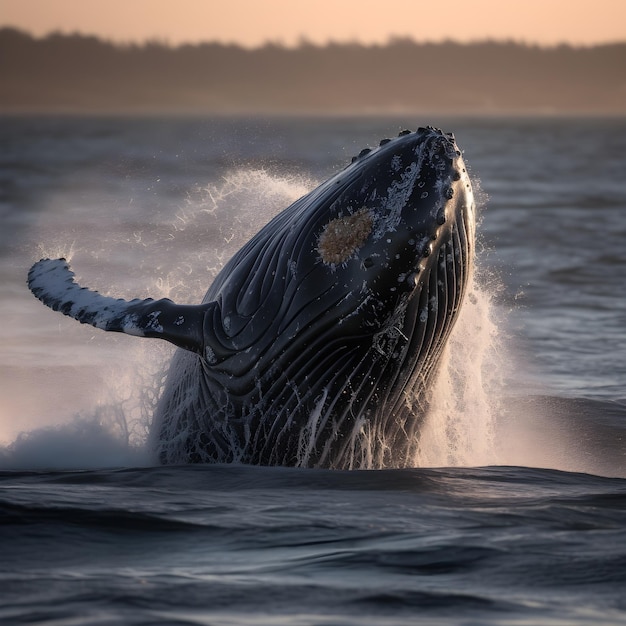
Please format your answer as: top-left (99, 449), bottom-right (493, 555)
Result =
top-left (2, 0), bottom-right (625, 47)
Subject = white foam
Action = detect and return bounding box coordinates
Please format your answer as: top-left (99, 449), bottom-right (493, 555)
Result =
top-left (416, 268), bottom-right (505, 467)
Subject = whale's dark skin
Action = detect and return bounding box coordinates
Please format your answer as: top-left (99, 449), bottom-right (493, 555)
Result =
top-left (28, 126), bottom-right (475, 469)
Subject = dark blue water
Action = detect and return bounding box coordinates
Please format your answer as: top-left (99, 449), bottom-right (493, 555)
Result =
top-left (0, 116), bottom-right (625, 624)
top-left (1, 465), bottom-right (625, 626)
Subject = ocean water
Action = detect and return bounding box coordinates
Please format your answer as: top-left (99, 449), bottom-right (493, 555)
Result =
top-left (0, 115), bottom-right (625, 625)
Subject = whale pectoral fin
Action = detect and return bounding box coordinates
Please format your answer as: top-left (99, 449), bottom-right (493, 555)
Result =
top-left (27, 258), bottom-right (213, 355)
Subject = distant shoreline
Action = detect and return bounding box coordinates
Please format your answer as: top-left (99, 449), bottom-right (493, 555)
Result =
top-left (4, 27), bottom-right (625, 51)
top-left (2, 28), bottom-right (625, 116)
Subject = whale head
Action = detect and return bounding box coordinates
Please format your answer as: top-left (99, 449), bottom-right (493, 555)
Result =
top-left (309, 126), bottom-right (475, 327)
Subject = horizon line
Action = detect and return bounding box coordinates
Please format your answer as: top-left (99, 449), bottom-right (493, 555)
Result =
top-left (2, 25), bottom-right (625, 51)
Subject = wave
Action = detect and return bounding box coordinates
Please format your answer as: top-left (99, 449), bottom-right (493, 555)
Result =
top-left (1, 463), bottom-right (624, 528)
top-left (2, 462), bottom-right (624, 626)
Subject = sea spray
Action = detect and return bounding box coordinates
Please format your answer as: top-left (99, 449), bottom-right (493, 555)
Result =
top-left (416, 267), bottom-right (506, 468)
top-left (180, 170), bottom-right (502, 469)
top-left (161, 169), bottom-right (315, 302)
top-left (10, 168), bottom-right (508, 470)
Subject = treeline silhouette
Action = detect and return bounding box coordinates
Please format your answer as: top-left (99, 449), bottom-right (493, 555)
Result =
top-left (1, 28), bottom-right (625, 114)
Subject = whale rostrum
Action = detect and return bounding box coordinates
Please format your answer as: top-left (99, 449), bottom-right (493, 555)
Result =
top-left (28, 126), bottom-right (476, 469)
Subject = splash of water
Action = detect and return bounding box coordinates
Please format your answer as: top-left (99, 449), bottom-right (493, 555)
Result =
top-left (151, 170), bottom-right (507, 469)
top-left (9, 162), bottom-right (623, 475)
top-left (416, 268), bottom-right (506, 467)
top-left (5, 168), bottom-right (507, 470)
top-left (160, 169), bottom-right (314, 302)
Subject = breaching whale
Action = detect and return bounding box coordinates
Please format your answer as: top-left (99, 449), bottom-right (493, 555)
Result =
top-left (28, 126), bottom-right (475, 469)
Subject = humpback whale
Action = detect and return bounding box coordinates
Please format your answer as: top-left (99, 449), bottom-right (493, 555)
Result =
top-left (28, 126), bottom-right (475, 469)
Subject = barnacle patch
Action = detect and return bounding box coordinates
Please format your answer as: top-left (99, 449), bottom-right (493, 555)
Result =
top-left (317, 208), bottom-right (373, 265)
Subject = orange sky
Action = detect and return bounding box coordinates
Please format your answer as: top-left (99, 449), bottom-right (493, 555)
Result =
top-left (2, 0), bottom-right (625, 47)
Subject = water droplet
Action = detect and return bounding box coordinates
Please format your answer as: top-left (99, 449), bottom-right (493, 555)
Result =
top-left (407, 272), bottom-right (419, 288)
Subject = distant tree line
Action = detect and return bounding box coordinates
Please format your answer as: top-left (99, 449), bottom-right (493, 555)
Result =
top-left (1, 28), bottom-right (624, 114)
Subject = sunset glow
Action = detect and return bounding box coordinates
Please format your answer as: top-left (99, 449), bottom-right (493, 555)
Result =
top-left (3, 0), bottom-right (626, 47)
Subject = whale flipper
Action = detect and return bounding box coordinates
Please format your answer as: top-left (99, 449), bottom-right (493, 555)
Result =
top-left (27, 258), bottom-right (213, 355)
